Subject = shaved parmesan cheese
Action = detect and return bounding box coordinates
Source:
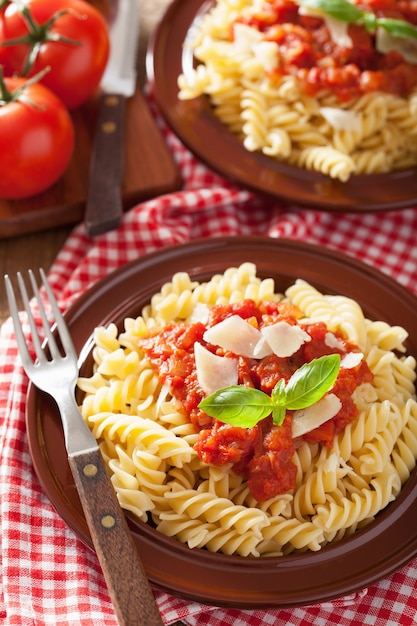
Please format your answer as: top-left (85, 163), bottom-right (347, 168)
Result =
top-left (298, 7), bottom-right (352, 47)
top-left (233, 22), bottom-right (263, 54)
top-left (320, 107), bottom-right (361, 132)
top-left (252, 41), bottom-right (279, 72)
top-left (324, 15), bottom-right (353, 48)
top-left (194, 342), bottom-right (238, 396)
top-left (376, 27), bottom-right (417, 64)
top-left (341, 352), bottom-right (363, 369)
top-left (203, 315), bottom-right (272, 358)
top-left (323, 453), bottom-right (353, 476)
top-left (233, 24), bottom-right (279, 71)
top-left (292, 393), bottom-right (342, 438)
top-left (322, 452), bottom-right (338, 473)
top-left (186, 302), bottom-right (210, 324)
top-left (325, 332), bottom-right (345, 350)
top-left (253, 336), bottom-right (274, 359)
top-left (261, 321), bottom-right (311, 358)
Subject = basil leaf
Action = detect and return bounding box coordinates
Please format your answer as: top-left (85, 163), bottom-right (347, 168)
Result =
top-left (298, 0), bottom-right (417, 41)
top-left (284, 354), bottom-right (341, 410)
top-left (271, 377), bottom-right (286, 406)
top-left (198, 385), bottom-right (272, 427)
top-left (298, 0), bottom-right (363, 23)
top-left (360, 11), bottom-right (378, 33)
top-left (271, 379), bottom-right (287, 425)
top-left (272, 404), bottom-right (286, 426)
top-left (377, 17), bottom-right (417, 41)
top-left (198, 354), bottom-right (341, 429)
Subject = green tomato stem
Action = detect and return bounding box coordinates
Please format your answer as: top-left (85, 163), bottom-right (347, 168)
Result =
top-left (0, 65), bottom-right (51, 107)
top-left (0, 66), bottom-right (13, 105)
top-left (1, 2), bottom-right (82, 76)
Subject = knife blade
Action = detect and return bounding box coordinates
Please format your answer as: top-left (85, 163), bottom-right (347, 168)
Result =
top-left (85, 0), bottom-right (140, 237)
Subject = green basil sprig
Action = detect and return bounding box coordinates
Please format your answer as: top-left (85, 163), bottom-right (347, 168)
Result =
top-left (198, 353), bottom-right (341, 428)
top-left (298, 0), bottom-right (417, 41)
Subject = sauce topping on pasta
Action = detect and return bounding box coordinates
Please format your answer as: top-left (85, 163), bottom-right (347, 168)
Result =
top-left (78, 266), bottom-right (417, 556)
top-left (140, 299), bottom-right (373, 501)
top-left (236, 0), bottom-right (417, 101)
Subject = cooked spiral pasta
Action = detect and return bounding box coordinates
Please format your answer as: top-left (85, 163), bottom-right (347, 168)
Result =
top-left (241, 88), bottom-right (269, 151)
top-left (156, 511), bottom-right (263, 556)
top-left (84, 412), bottom-right (195, 468)
top-left (357, 401), bottom-right (410, 475)
top-left (77, 263), bottom-right (417, 556)
top-left (261, 516), bottom-right (325, 553)
top-left (293, 450), bottom-right (352, 518)
top-left (177, 0), bottom-right (417, 180)
top-left (336, 400), bottom-right (390, 460)
top-left (164, 486), bottom-right (270, 537)
top-left (313, 464), bottom-right (401, 532)
top-left (291, 146), bottom-right (356, 182)
top-left (392, 401), bottom-right (417, 483)
top-left (107, 445), bottom-right (156, 521)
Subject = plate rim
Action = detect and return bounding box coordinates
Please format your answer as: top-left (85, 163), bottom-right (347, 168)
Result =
top-left (146, 0), bottom-right (417, 213)
top-left (26, 236), bottom-right (417, 608)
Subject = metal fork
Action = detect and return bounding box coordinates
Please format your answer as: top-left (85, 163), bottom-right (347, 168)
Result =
top-left (5, 269), bottom-right (163, 626)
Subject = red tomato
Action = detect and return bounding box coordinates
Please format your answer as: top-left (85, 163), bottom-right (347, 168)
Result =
top-left (0, 0), bottom-right (110, 108)
top-left (0, 8), bottom-right (14, 75)
top-left (0, 76), bottom-right (75, 199)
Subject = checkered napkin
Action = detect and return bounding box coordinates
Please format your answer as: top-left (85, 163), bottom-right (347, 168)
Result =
top-left (1, 99), bottom-right (417, 626)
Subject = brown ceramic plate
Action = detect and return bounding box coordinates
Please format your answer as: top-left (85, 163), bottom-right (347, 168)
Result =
top-left (26, 237), bottom-right (417, 608)
top-left (146, 0), bottom-right (417, 213)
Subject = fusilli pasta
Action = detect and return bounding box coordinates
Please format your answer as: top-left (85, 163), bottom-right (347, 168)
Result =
top-left (77, 263), bottom-right (417, 556)
top-left (177, 0), bottom-right (417, 181)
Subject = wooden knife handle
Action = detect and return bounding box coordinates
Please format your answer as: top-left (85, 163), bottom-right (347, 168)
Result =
top-left (85, 93), bottom-right (126, 237)
top-left (68, 447), bottom-right (163, 626)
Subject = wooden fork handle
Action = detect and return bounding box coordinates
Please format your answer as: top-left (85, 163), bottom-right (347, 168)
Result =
top-left (68, 447), bottom-right (163, 626)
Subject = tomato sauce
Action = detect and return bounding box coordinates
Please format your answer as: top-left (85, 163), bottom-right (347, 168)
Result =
top-left (140, 299), bottom-right (373, 501)
top-left (234, 0), bottom-right (417, 101)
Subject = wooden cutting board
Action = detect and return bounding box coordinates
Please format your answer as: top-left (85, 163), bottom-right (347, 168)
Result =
top-left (0, 87), bottom-right (182, 239)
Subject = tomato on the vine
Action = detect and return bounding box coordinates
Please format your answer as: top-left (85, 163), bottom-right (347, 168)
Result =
top-left (0, 6), bottom-right (14, 75)
top-left (0, 71), bottom-right (75, 198)
top-left (0, 0), bottom-right (110, 108)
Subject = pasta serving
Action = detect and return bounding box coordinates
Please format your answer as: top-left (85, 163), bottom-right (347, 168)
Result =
top-left (177, 0), bottom-right (417, 181)
top-left (77, 263), bottom-right (417, 557)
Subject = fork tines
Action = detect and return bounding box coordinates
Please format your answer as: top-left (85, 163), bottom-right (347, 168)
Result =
top-left (4, 269), bottom-right (75, 366)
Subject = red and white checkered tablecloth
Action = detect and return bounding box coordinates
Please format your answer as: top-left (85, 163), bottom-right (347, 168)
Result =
top-left (1, 97), bottom-right (417, 626)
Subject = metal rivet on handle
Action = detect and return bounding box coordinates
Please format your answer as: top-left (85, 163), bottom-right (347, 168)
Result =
top-left (101, 514), bottom-right (116, 529)
top-left (83, 463), bottom-right (98, 477)
top-left (102, 121), bottom-right (117, 133)
top-left (104, 95), bottom-right (120, 107)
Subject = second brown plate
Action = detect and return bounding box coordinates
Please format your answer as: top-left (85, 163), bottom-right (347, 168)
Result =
top-left (146, 0), bottom-right (417, 213)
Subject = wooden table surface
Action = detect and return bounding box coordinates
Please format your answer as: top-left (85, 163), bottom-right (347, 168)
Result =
top-left (0, 0), bottom-right (172, 325)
